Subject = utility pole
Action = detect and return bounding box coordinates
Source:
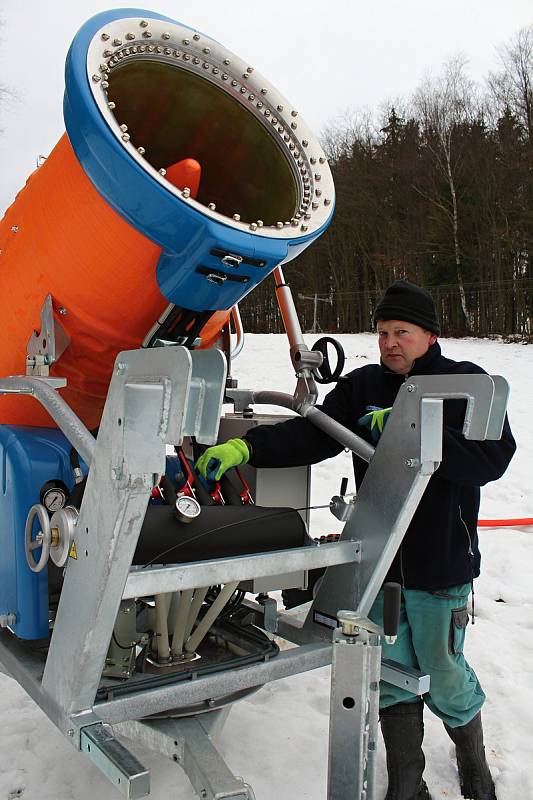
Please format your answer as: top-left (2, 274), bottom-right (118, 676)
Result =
top-left (297, 292), bottom-right (333, 334)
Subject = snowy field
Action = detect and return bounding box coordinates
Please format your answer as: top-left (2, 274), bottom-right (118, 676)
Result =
top-left (0, 333), bottom-right (531, 800)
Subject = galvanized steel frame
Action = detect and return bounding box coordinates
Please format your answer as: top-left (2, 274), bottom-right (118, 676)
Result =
top-left (0, 353), bottom-right (509, 799)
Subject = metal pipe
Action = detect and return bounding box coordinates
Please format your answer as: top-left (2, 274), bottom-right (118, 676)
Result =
top-left (251, 390), bottom-right (296, 410)
top-left (155, 593), bottom-right (172, 662)
top-left (0, 377), bottom-right (95, 466)
top-left (246, 390), bottom-right (374, 463)
top-left (171, 589), bottom-right (193, 657)
top-left (302, 405), bottom-right (375, 463)
top-left (185, 582), bottom-right (239, 654)
top-left (183, 587), bottom-right (209, 642)
top-left (273, 266), bottom-right (307, 355)
top-left (166, 591), bottom-right (180, 634)
top-left (230, 305), bottom-right (245, 361)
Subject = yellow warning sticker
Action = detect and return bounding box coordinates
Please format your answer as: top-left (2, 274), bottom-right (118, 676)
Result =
top-left (69, 541), bottom-right (78, 560)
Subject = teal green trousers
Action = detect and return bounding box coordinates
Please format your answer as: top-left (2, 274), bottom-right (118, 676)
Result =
top-left (368, 584), bottom-right (485, 728)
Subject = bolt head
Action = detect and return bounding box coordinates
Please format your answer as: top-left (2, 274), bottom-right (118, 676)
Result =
top-left (337, 609), bottom-right (360, 636)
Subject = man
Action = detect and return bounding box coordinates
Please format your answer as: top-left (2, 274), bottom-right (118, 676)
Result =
top-left (197, 280), bottom-right (516, 800)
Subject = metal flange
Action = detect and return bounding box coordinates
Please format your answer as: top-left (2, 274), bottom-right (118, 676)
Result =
top-left (49, 506), bottom-right (79, 567)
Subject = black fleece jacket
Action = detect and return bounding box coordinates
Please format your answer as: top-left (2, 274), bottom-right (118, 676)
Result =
top-left (244, 342), bottom-right (516, 591)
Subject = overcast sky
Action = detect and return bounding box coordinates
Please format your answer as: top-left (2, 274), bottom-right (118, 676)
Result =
top-left (1, 0), bottom-right (532, 214)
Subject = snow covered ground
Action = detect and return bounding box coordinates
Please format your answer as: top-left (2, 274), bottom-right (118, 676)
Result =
top-left (0, 333), bottom-right (531, 800)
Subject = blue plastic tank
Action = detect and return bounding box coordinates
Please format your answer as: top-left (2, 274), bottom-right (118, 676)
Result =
top-left (0, 426), bottom-right (74, 639)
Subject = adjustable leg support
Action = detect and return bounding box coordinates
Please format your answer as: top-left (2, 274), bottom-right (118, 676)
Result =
top-left (327, 624), bottom-right (381, 800)
top-left (116, 712), bottom-right (252, 800)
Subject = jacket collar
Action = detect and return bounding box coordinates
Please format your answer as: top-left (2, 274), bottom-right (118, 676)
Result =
top-left (381, 341), bottom-right (442, 377)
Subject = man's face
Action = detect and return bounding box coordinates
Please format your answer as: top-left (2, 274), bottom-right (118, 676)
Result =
top-left (377, 319), bottom-right (437, 375)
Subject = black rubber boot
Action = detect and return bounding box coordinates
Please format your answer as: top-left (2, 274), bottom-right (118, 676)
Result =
top-left (380, 700), bottom-right (432, 800)
top-left (444, 712), bottom-right (497, 799)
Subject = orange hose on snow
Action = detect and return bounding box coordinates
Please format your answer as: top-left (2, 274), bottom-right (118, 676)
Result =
top-left (478, 519), bottom-right (533, 528)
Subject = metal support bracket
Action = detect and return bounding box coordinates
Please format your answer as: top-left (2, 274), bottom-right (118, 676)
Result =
top-left (380, 659), bottom-right (430, 696)
top-left (80, 723), bottom-right (150, 800)
top-left (115, 717), bottom-right (251, 799)
top-left (327, 623), bottom-right (381, 800)
top-left (26, 293), bottom-right (70, 376)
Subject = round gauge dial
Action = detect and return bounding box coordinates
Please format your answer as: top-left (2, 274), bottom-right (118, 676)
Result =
top-left (40, 480), bottom-right (70, 513)
top-left (175, 494), bottom-right (201, 524)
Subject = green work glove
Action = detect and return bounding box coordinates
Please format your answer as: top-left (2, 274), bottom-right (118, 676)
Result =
top-left (195, 438), bottom-right (250, 481)
top-left (357, 407), bottom-right (392, 443)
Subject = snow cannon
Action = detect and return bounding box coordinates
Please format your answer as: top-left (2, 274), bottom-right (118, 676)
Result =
top-left (0, 7), bottom-right (335, 430)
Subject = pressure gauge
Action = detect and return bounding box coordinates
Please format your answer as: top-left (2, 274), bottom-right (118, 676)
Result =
top-left (175, 494), bottom-right (201, 524)
top-left (39, 480), bottom-right (69, 513)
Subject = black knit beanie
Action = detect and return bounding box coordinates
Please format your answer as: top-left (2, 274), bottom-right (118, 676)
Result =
top-left (373, 280), bottom-right (440, 335)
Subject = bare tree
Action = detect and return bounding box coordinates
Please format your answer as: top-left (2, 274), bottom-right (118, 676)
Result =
top-left (320, 108), bottom-right (377, 162)
top-left (488, 26), bottom-right (533, 140)
top-left (412, 56), bottom-right (477, 331)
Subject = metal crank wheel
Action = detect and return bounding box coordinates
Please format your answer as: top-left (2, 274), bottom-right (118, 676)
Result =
top-left (24, 503), bottom-right (52, 573)
top-left (49, 506), bottom-right (78, 567)
top-left (311, 336), bottom-right (345, 384)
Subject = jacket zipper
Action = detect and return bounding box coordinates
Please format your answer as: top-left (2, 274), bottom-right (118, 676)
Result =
top-left (459, 504), bottom-right (476, 623)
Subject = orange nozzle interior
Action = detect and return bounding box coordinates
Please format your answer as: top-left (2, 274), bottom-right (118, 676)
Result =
top-left (165, 158), bottom-right (202, 195)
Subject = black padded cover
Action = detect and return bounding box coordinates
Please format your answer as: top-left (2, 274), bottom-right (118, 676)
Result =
top-left (134, 504), bottom-right (307, 566)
